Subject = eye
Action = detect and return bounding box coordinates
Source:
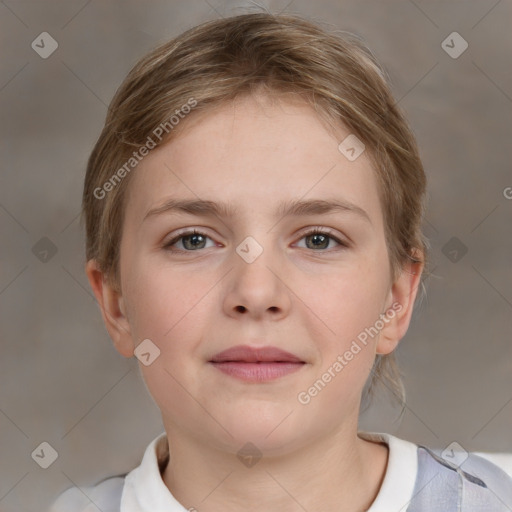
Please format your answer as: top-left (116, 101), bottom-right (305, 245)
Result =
top-left (295, 228), bottom-right (348, 251)
top-left (163, 227), bottom-right (349, 253)
top-left (163, 229), bottom-right (217, 251)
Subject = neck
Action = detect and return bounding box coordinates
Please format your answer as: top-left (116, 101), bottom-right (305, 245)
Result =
top-left (161, 423), bottom-right (388, 512)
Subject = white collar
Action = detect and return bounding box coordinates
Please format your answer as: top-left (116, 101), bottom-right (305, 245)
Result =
top-left (359, 431), bottom-right (418, 511)
top-left (121, 431), bottom-right (418, 511)
top-left (121, 433), bottom-right (186, 511)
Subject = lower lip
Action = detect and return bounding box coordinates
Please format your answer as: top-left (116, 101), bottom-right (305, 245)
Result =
top-left (210, 362), bottom-right (305, 382)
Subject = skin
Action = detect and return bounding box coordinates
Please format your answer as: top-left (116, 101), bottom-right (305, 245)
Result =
top-left (86, 92), bottom-right (423, 512)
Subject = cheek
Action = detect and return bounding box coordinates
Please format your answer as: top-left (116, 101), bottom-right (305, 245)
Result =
top-left (124, 254), bottom-right (212, 339)
top-left (298, 273), bottom-right (384, 408)
top-left (304, 259), bottom-right (389, 341)
top-left (126, 265), bottom-right (213, 417)
top-left (300, 262), bottom-right (390, 404)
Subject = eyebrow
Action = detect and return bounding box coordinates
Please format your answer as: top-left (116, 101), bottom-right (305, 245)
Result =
top-left (143, 197), bottom-right (372, 225)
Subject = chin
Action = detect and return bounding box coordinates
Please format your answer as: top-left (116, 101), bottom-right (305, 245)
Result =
top-left (219, 414), bottom-right (303, 451)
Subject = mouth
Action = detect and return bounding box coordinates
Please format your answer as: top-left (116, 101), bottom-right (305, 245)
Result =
top-left (210, 344), bottom-right (304, 364)
top-left (209, 345), bottom-right (306, 382)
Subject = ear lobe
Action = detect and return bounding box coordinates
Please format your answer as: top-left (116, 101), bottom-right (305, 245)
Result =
top-left (376, 256), bottom-right (424, 355)
top-left (85, 259), bottom-right (134, 358)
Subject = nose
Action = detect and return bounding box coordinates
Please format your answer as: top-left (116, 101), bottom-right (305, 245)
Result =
top-left (222, 237), bottom-right (292, 321)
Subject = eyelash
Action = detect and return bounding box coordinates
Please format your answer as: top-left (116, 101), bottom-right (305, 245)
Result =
top-left (163, 227), bottom-right (349, 253)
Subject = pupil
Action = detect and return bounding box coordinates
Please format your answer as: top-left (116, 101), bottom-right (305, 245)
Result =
top-left (309, 233), bottom-right (328, 249)
top-left (185, 234), bottom-right (204, 249)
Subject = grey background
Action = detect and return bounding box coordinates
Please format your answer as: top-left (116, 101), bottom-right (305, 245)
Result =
top-left (1, 0), bottom-right (511, 510)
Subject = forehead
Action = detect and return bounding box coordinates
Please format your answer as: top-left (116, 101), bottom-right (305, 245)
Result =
top-left (124, 94), bottom-right (384, 230)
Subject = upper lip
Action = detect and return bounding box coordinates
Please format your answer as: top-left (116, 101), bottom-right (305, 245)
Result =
top-left (210, 345), bottom-right (304, 363)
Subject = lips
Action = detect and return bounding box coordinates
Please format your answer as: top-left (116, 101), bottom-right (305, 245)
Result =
top-left (210, 345), bottom-right (304, 364)
top-left (209, 345), bottom-right (306, 382)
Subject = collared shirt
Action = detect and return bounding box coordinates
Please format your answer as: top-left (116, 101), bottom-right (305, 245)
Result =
top-left (49, 431), bottom-right (512, 511)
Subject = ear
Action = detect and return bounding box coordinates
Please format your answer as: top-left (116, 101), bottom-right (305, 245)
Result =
top-left (85, 259), bottom-right (135, 358)
top-left (376, 253), bottom-right (424, 355)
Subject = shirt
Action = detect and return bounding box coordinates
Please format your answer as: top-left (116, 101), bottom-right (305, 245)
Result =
top-left (48, 431), bottom-right (512, 511)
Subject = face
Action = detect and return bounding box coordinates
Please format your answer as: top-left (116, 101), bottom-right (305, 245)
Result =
top-left (89, 93), bottom-right (421, 456)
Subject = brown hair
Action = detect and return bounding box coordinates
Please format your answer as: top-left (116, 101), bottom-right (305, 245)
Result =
top-left (82, 12), bottom-right (429, 410)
